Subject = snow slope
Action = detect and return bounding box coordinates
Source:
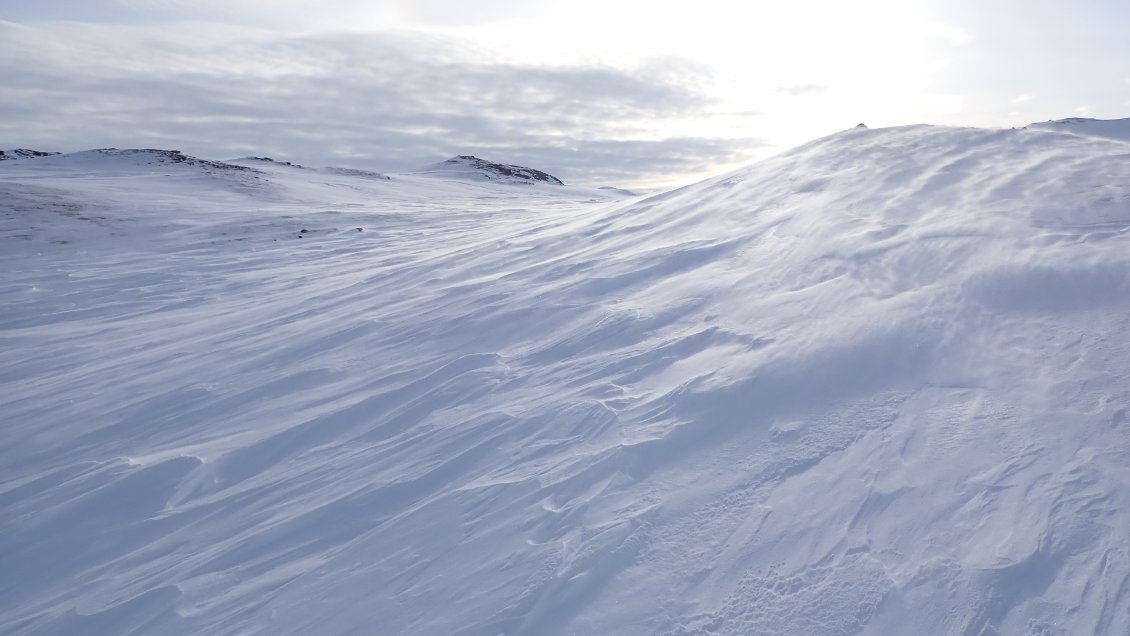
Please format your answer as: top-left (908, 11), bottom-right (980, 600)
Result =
top-left (3, 123), bottom-right (1130, 635)
top-left (1026, 116), bottom-right (1130, 142)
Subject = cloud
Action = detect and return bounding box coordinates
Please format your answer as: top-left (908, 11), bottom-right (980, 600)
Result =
top-left (776, 84), bottom-right (827, 97)
top-left (0, 22), bottom-right (765, 187)
top-left (393, 0), bottom-right (552, 27)
top-left (4, 1), bottom-right (376, 29)
top-left (927, 23), bottom-right (973, 46)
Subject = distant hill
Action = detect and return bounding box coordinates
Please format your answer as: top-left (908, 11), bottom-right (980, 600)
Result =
top-left (419, 155), bottom-right (564, 185)
top-left (0, 148), bottom-right (60, 160)
top-left (1025, 116), bottom-right (1130, 142)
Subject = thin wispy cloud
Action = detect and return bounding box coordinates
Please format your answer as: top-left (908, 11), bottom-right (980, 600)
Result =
top-left (777, 84), bottom-right (828, 97)
top-left (0, 22), bottom-right (763, 187)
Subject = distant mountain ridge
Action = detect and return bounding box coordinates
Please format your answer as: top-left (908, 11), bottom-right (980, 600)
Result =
top-left (1, 148), bottom-right (565, 187)
top-left (92, 148), bottom-right (257, 171)
top-left (230, 155), bottom-right (390, 180)
top-left (0, 148), bottom-right (258, 173)
top-left (0, 148), bottom-right (59, 160)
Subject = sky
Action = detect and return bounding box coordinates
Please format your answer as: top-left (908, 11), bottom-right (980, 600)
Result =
top-left (1, 0), bottom-right (1127, 188)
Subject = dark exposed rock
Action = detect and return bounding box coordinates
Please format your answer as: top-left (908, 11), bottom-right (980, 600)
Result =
top-left (325, 167), bottom-right (390, 180)
top-left (234, 157), bottom-right (390, 180)
top-left (1043, 117), bottom-right (1090, 125)
top-left (90, 149), bottom-right (256, 172)
top-left (437, 155), bottom-right (564, 185)
top-left (0, 149), bottom-right (60, 161)
top-left (238, 156), bottom-right (303, 168)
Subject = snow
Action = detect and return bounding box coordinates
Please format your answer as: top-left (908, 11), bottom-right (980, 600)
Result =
top-left (1026, 116), bottom-right (1130, 142)
top-left (3, 121), bottom-right (1130, 635)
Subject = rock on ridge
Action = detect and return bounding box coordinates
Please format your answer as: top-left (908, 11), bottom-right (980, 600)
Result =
top-left (0, 149), bottom-right (60, 161)
top-left (235, 156), bottom-right (306, 168)
top-left (435, 155), bottom-right (564, 185)
top-left (87, 148), bottom-right (256, 172)
top-left (231, 156), bottom-right (389, 180)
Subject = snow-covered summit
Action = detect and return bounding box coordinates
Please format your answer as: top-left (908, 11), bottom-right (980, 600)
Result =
top-left (0, 148), bottom-right (260, 175)
top-left (1025, 116), bottom-right (1130, 142)
top-left (419, 154), bottom-right (565, 185)
top-left (0, 148), bottom-right (59, 160)
top-left (227, 155), bottom-right (390, 180)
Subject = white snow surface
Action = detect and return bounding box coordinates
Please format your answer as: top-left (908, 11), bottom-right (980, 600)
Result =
top-left (1026, 117), bottom-right (1130, 142)
top-left (3, 123), bottom-right (1130, 635)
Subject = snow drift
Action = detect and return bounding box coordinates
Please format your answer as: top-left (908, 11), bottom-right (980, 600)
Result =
top-left (2, 122), bottom-right (1130, 635)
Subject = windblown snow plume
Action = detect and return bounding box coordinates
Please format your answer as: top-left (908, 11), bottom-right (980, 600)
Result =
top-left (3, 123), bottom-right (1130, 635)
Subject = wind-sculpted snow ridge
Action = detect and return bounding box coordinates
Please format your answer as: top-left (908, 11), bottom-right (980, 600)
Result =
top-left (2, 124), bottom-right (1130, 635)
top-left (1025, 116), bottom-right (1130, 142)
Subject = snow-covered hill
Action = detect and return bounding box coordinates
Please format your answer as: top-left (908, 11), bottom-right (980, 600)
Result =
top-left (230, 156), bottom-right (391, 181)
top-left (1026, 116), bottom-right (1130, 142)
top-left (417, 155), bottom-right (566, 185)
top-left (2, 123), bottom-right (1130, 635)
top-left (0, 149), bottom-right (59, 161)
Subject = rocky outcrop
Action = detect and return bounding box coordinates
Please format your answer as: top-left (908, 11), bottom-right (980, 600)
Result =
top-left (88, 148), bottom-right (256, 171)
top-left (432, 155), bottom-right (564, 185)
top-left (0, 149), bottom-right (60, 161)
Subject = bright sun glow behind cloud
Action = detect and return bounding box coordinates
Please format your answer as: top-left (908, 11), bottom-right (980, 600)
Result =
top-left (370, 0), bottom-right (973, 148)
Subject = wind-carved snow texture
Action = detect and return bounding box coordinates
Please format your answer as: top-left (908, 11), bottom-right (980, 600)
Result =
top-left (2, 123), bottom-right (1130, 635)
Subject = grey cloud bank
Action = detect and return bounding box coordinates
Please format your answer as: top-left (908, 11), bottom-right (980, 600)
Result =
top-left (0, 22), bottom-right (764, 187)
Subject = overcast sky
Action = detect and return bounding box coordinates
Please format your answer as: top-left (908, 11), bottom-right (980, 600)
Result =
top-left (1, 0), bottom-right (1127, 188)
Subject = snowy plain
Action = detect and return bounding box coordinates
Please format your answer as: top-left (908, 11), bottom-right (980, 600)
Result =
top-left (2, 121), bottom-right (1130, 635)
